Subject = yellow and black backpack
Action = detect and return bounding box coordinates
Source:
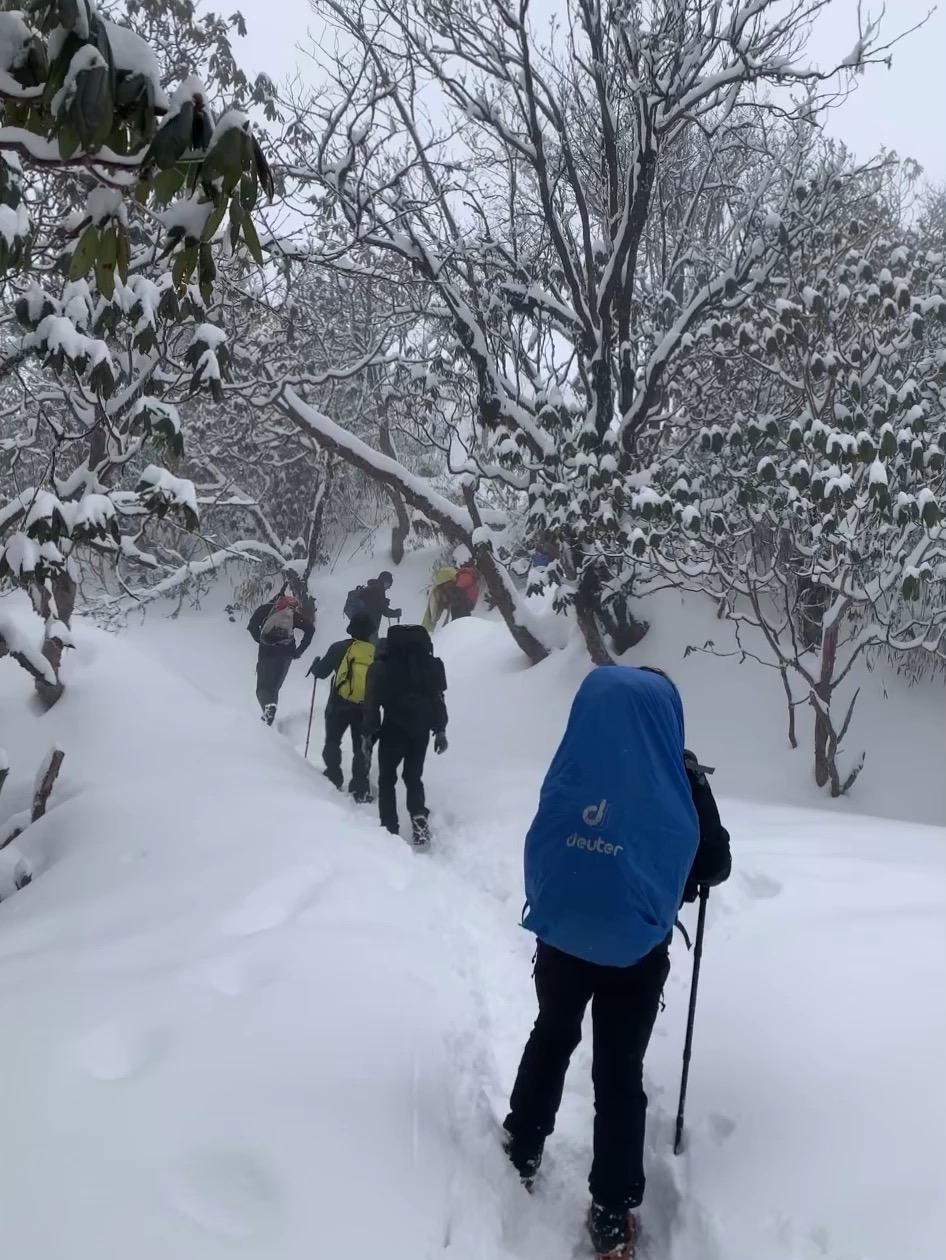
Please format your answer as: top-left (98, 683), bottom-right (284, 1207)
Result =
top-left (334, 639), bottom-right (375, 704)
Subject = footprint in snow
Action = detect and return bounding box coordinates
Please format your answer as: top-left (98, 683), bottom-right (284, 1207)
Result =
top-left (708, 1111), bottom-right (737, 1145)
top-left (74, 1016), bottom-right (170, 1082)
top-left (218, 864), bottom-right (333, 937)
top-left (190, 946), bottom-right (279, 998)
top-left (740, 870), bottom-right (783, 900)
top-left (165, 1147), bottom-right (283, 1240)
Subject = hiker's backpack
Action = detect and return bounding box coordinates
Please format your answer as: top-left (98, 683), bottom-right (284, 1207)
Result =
top-left (344, 586), bottom-right (367, 619)
top-left (260, 603), bottom-right (295, 644)
top-left (334, 639), bottom-right (375, 705)
top-left (382, 624), bottom-right (446, 732)
top-left (521, 666), bottom-right (699, 968)
top-left (454, 567), bottom-right (478, 603)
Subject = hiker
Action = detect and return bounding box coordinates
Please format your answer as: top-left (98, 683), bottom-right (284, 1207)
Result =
top-left (362, 624), bottom-right (448, 848)
top-left (343, 571), bottom-right (401, 642)
top-left (306, 611), bottom-right (375, 802)
top-left (248, 591), bottom-right (315, 725)
top-left (502, 666), bottom-right (731, 1260)
top-left (421, 561), bottom-right (479, 632)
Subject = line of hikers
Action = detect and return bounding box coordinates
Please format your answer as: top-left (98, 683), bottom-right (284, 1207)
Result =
top-left (248, 569), bottom-right (458, 847)
top-left (249, 567), bottom-right (732, 1260)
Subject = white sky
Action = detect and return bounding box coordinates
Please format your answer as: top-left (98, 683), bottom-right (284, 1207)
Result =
top-left (237, 0), bottom-right (945, 181)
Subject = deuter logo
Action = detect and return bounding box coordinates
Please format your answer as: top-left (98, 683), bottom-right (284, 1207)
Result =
top-left (566, 833), bottom-right (623, 856)
top-left (581, 799), bottom-right (610, 828)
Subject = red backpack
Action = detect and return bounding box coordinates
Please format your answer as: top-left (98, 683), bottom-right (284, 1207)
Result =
top-left (455, 567), bottom-right (478, 603)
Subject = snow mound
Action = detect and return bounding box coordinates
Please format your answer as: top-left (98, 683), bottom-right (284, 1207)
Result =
top-left (0, 627), bottom-right (518, 1260)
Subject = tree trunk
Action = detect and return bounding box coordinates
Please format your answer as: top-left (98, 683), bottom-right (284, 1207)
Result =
top-left (811, 608), bottom-right (844, 793)
top-left (460, 487), bottom-right (548, 663)
top-left (574, 569), bottom-right (614, 665)
top-left (29, 572), bottom-right (77, 709)
top-left (377, 403), bottom-right (411, 566)
top-left (811, 687), bottom-right (833, 789)
top-left (302, 458), bottom-right (334, 592)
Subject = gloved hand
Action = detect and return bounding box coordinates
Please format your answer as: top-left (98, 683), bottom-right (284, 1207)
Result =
top-left (434, 731), bottom-right (448, 755)
top-left (306, 657), bottom-right (321, 677)
top-left (389, 608), bottom-right (402, 619)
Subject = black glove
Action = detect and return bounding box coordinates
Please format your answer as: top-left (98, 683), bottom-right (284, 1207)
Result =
top-left (306, 657), bottom-right (321, 677)
top-left (434, 731), bottom-right (448, 755)
top-left (389, 608), bottom-right (402, 619)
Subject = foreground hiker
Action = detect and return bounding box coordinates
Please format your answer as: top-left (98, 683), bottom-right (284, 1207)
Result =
top-left (503, 666), bottom-right (731, 1259)
top-left (248, 591), bottom-right (314, 725)
top-left (343, 571), bottom-right (401, 641)
top-left (362, 625), bottom-right (448, 848)
top-left (421, 560), bottom-right (479, 631)
top-left (306, 612), bottom-right (375, 802)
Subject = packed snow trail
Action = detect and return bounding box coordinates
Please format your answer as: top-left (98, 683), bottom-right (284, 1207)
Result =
top-left (1, 555), bottom-right (944, 1260)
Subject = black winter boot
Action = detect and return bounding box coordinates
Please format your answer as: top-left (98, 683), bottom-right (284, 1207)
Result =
top-left (410, 814), bottom-right (431, 850)
top-left (588, 1204), bottom-right (637, 1259)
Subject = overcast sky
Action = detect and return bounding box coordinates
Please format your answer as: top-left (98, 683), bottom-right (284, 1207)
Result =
top-left (236, 0), bottom-right (945, 182)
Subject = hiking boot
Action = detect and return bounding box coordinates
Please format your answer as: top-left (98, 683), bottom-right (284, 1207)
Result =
top-left (261, 704), bottom-right (277, 726)
top-left (502, 1129), bottom-right (543, 1191)
top-left (410, 814), bottom-right (432, 850)
top-left (588, 1204), bottom-right (637, 1259)
top-left (351, 788), bottom-right (374, 805)
top-left (322, 769), bottom-right (344, 791)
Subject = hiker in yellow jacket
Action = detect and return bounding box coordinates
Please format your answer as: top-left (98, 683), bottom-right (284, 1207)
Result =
top-left (422, 562), bottom-right (480, 631)
top-left (306, 611), bottom-right (375, 802)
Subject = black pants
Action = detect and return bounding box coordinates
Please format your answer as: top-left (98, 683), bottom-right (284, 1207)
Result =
top-left (323, 702), bottom-right (368, 796)
top-left (256, 652), bottom-right (292, 711)
top-left (377, 725), bottom-right (428, 833)
top-left (505, 940), bottom-right (669, 1210)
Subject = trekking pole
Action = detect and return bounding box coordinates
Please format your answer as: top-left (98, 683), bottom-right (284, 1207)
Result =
top-left (303, 676), bottom-right (317, 760)
top-left (674, 883), bottom-right (709, 1156)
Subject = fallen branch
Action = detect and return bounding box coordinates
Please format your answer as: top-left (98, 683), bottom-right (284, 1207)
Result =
top-left (32, 748), bottom-right (65, 823)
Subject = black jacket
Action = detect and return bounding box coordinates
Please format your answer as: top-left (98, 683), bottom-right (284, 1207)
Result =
top-left (358, 580), bottom-right (395, 633)
top-left (363, 652), bottom-right (448, 739)
top-left (248, 601), bottom-right (314, 659)
top-left (681, 751), bottom-right (732, 902)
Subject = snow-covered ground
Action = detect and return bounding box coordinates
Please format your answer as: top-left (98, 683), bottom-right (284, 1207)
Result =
top-left (1, 549), bottom-right (944, 1260)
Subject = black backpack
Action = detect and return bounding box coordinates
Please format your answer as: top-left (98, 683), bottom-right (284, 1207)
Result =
top-left (344, 585), bottom-right (367, 619)
top-left (381, 625), bottom-right (446, 731)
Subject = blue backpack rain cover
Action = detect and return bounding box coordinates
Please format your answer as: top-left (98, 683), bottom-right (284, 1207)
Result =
top-left (522, 666), bottom-right (699, 967)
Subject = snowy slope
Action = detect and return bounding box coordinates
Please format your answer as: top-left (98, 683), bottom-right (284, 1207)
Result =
top-left (1, 551), bottom-right (944, 1260)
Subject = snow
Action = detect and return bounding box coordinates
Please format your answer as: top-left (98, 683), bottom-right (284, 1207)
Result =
top-left (0, 197), bottom-right (29, 248)
top-left (868, 458), bottom-right (888, 487)
top-left (158, 194), bottom-right (213, 240)
top-left (0, 10), bottom-right (35, 99)
top-left (0, 605), bottom-right (56, 683)
top-left (103, 19), bottom-right (170, 111)
top-left (86, 186), bottom-right (127, 227)
top-left (137, 465), bottom-right (199, 518)
top-left (1, 530), bottom-right (41, 575)
top-left (0, 553), bottom-right (944, 1260)
top-left (192, 322), bottom-right (227, 349)
top-left (211, 109), bottom-right (251, 141)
